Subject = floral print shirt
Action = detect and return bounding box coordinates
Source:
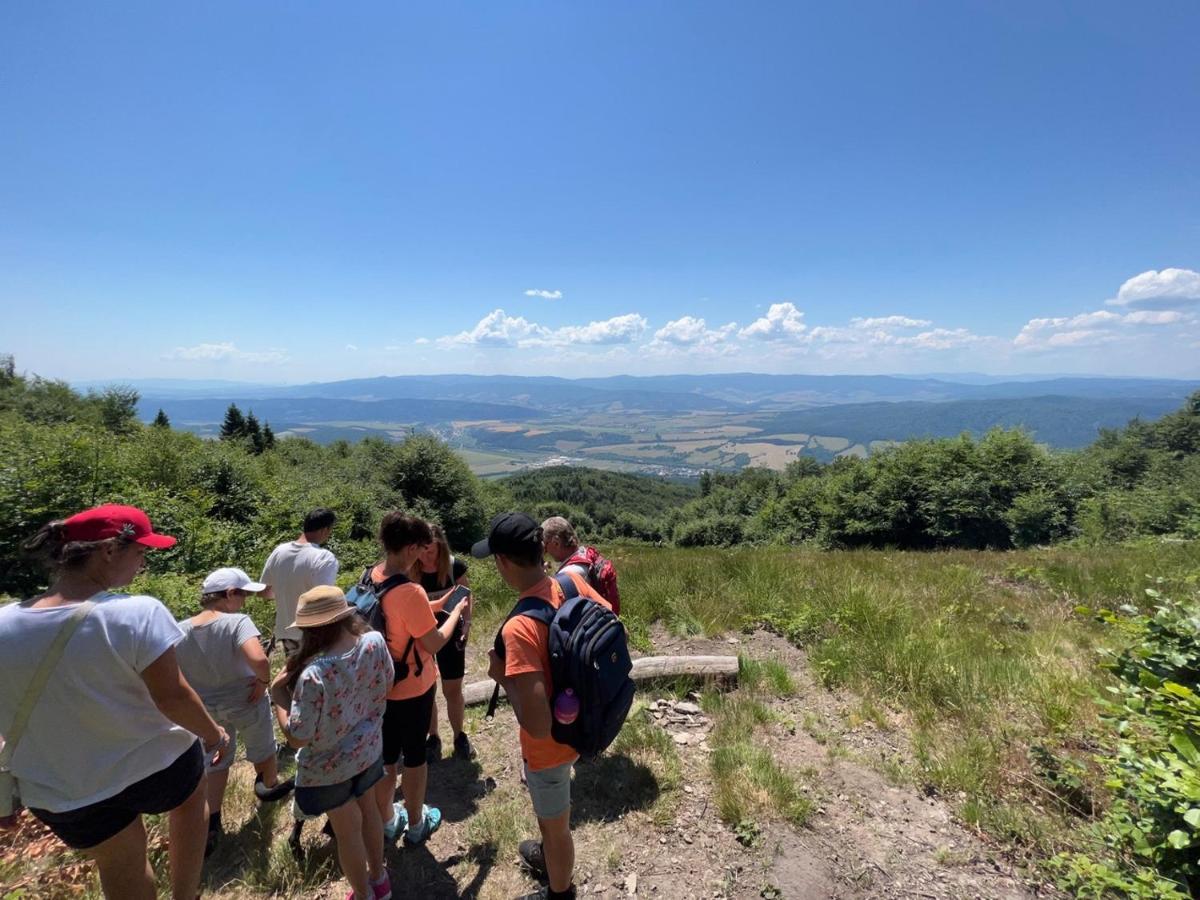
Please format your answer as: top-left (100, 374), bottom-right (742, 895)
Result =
top-left (288, 631), bottom-right (393, 787)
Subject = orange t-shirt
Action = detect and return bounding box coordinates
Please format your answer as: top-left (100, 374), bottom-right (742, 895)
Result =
top-left (502, 572), bottom-right (610, 771)
top-left (373, 566), bottom-right (439, 701)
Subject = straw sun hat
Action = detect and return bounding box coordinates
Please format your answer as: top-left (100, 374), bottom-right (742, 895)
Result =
top-left (290, 585), bottom-right (354, 629)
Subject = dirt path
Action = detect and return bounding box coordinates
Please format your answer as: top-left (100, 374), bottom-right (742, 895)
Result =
top-left (1, 630), bottom-right (1057, 899)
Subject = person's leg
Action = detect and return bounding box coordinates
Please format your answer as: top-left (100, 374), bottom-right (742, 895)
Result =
top-left (325, 798), bottom-right (370, 899)
top-left (537, 809), bottom-right (574, 895)
top-left (442, 678), bottom-right (465, 739)
top-left (400, 762), bottom-right (427, 825)
top-left (427, 686), bottom-right (439, 739)
top-left (206, 767), bottom-right (230, 818)
top-left (375, 764), bottom-right (398, 824)
top-left (355, 791), bottom-right (385, 882)
top-left (401, 686), bottom-right (436, 828)
top-left (167, 772), bottom-right (208, 900)
top-left (254, 754), bottom-right (280, 787)
top-left (377, 699), bottom-right (404, 830)
top-left (85, 816), bottom-right (157, 900)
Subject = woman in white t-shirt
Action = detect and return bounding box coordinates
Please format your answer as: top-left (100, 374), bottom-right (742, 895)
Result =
top-left (0, 505), bottom-right (230, 900)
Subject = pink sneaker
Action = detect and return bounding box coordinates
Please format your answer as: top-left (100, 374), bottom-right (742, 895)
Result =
top-left (371, 873), bottom-right (392, 900)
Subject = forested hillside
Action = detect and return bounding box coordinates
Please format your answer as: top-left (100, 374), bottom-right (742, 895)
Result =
top-left (3, 360), bottom-right (1198, 597)
top-left (509, 393), bottom-right (1200, 550)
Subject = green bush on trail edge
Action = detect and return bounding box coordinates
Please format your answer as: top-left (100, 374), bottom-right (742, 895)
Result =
top-left (1057, 583), bottom-right (1200, 899)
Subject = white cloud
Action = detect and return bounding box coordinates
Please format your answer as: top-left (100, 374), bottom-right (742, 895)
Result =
top-left (414, 337), bottom-right (431, 345)
top-left (524, 289), bottom-right (563, 300)
top-left (438, 309), bottom-right (645, 349)
top-left (1014, 311), bottom-right (1123, 349)
top-left (652, 316), bottom-right (737, 347)
top-left (1108, 268), bottom-right (1200, 309)
top-left (894, 327), bottom-right (983, 350)
top-left (443, 309), bottom-right (550, 347)
top-left (850, 315), bottom-right (932, 329)
top-left (554, 313), bottom-right (647, 345)
top-left (1013, 306), bottom-right (1194, 351)
top-left (1122, 310), bottom-right (1186, 326)
top-left (345, 343), bottom-right (358, 351)
top-left (740, 302), bottom-right (807, 340)
top-left (165, 342), bottom-right (288, 364)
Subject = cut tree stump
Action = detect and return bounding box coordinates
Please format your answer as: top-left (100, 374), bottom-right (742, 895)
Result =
top-left (462, 654), bottom-right (739, 707)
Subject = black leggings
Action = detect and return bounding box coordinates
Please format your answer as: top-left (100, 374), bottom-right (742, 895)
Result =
top-left (381, 685), bottom-right (437, 767)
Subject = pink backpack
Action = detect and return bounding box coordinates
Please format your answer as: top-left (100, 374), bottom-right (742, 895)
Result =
top-left (559, 546), bottom-right (621, 615)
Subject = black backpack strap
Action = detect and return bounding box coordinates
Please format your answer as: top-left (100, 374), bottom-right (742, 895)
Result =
top-left (372, 571), bottom-right (419, 680)
top-left (485, 594), bottom-right (556, 718)
top-left (394, 635), bottom-right (422, 679)
top-left (375, 572), bottom-right (410, 595)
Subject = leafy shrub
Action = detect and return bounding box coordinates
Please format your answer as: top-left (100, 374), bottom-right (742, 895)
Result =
top-left (1060, 586), bottom-right (1200, 898)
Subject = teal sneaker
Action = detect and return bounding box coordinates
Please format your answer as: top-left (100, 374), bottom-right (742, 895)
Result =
top-left (402, 805), bottom-right (442, 847)
top-left (382, 803), bottom-right (408, 841)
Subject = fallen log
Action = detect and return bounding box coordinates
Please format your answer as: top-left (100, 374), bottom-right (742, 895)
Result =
top-left (462, 654), bottom-right (739, 707)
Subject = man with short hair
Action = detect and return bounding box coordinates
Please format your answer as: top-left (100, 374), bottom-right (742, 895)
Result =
top-left (541, 516), bottom-right (620, 615)
top-left (475, 512), bottom-right (609, 900)
top-left (259, 508), bottom-right (339, 657)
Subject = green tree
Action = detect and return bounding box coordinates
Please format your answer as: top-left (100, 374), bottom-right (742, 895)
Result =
top-left (262, 421), bottom-right (276, 450)
top-left (245, 411), bottom-right (265, 454)
top-left (220, 403), bottom-right (246, 441)
top-left (152, 408), bottom-right (171, 428)
top-left (92, 386), bottom-right (141, 434)
top-left (386, 434), bottom-right (486, 548)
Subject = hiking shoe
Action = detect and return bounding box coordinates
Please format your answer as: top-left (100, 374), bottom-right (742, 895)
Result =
top-left (453, 732), bottom-right (476, 760)
top-left (382, 803), bottom-right (408, 841)
top-left (254, 774), bottom-right (295, 802)
top-left (370, 873), bottom-right (392, 900)
top-left (516, 887), bottom-right (576, 900)
top-left (518, 839), bottom-right (547, 879)
top-left (402, 805), bottom-right (442, 847)
top-left (425, 734), bottom-right (442, 763)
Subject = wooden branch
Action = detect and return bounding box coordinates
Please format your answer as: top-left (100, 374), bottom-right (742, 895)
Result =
top-left (463, 654), bottom-right (739, 707)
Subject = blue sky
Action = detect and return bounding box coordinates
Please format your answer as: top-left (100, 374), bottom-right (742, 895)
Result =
top-left (2, 1), bottom-right (1198, 383)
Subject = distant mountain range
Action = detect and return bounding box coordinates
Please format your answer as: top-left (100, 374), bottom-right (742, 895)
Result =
top-left (111, 372), bottom-right (1200, 411)
top-left (105, 372), bottom-right (1200, 465)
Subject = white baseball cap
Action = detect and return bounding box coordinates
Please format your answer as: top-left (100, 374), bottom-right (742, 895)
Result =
top-left (202, 567), bottom-right (267, 595)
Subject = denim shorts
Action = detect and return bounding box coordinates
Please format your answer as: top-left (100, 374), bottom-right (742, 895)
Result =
top-left (524, 759), bottom-right (573, 820)
top-left (294, 756), bottom-right (385, 817)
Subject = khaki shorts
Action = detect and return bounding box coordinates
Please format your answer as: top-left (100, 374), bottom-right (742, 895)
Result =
top-left (208, 696), bottom-right (276, 772)
top-left (524, 759), bottom-right (574, 820)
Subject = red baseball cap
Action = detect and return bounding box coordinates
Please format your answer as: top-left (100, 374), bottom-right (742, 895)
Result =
top-left (62, 504), bottom-right (177, 549)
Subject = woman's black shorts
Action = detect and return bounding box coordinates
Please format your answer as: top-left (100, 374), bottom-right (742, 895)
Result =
top-left (381, 684), bottom-right (437, 767)
top-left (30, 740), bottom-right (204, 850)
top-left (434, 611), bottom-right (466, 680)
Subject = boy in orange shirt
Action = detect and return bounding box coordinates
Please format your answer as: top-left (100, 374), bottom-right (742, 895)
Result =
top-left (369, 513), bottom-right (469, 848)
top-left (474, 512), bottom-right (608, 900)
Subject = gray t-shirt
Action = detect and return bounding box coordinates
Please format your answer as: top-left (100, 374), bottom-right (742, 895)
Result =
top-left (175, 613), bottom-right (261, 709)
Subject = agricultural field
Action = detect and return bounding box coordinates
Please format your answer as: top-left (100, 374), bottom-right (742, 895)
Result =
top-left (6, 541), bottom-right (1199, 898)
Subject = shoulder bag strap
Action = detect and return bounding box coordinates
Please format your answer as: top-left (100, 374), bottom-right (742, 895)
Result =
top-left (0, 600), bottom-right (97, 770)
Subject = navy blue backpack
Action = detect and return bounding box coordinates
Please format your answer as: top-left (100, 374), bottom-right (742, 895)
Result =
top-left (489, 574), bottom-right (635, 758)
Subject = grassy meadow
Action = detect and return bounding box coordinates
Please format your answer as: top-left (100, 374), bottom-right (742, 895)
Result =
top-left (4, 539), bottom-right (1199, 897)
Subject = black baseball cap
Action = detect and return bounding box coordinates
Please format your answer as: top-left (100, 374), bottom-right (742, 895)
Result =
top-left (471, 512), bottom-right (543, 559)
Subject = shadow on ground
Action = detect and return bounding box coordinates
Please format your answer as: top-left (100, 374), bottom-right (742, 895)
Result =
top-left (572, 754), bottom-right (660, 824)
